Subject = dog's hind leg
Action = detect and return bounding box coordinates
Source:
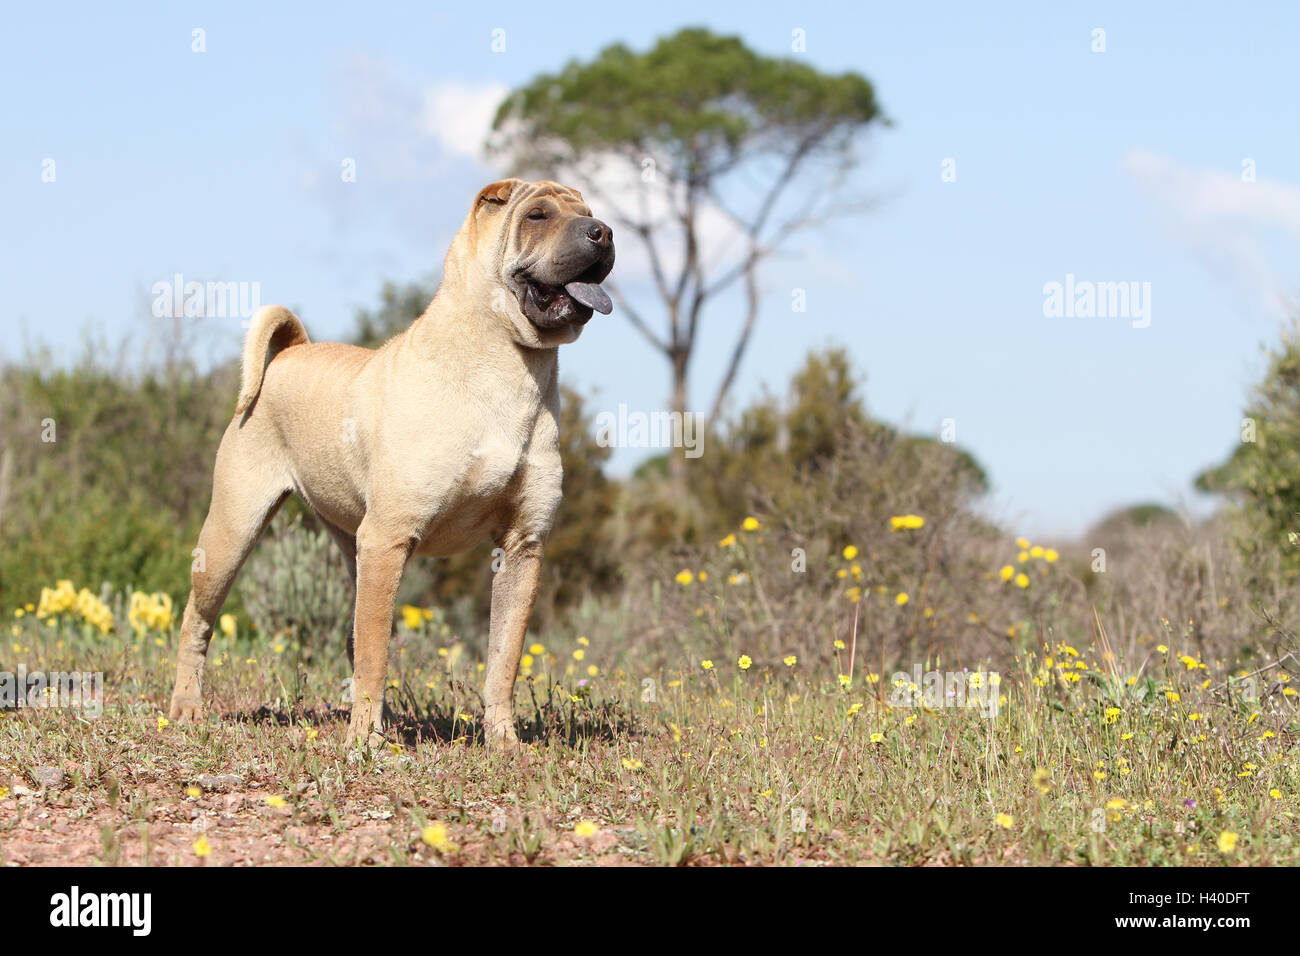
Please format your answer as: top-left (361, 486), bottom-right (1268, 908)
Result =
top-left (168, 420), bottom-right (289, 721)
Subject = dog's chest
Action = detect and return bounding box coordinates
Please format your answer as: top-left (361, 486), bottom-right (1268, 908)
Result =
top-left (463, 432), bottom-right (529, 497)
top-left (410, 418), bottom-right (549, 558)
top-left (452, 360), bottom-right (554, 502)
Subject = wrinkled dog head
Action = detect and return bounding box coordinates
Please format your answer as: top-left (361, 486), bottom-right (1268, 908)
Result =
top-left (453, 178), bottom-right (615, 347)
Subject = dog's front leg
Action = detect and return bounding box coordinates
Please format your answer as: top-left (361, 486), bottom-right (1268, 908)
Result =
top-left (483, 533), bottom-right (544, 749)
top-left (346, 524), bottom-right (410, 748)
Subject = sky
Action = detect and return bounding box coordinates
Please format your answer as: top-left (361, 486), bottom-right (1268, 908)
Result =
top-left (3, 1), bottom-right (1299, 540)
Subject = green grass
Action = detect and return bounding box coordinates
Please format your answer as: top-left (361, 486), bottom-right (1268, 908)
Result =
top-left (2, 609), bottom-right (1298, 866)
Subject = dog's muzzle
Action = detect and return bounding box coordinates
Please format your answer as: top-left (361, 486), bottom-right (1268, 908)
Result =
top-left (516, 217), bottom-right (615, 329)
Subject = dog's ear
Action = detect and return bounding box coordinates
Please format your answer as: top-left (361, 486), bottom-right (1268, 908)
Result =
top-left (474, 179), bottom-right (520, 210)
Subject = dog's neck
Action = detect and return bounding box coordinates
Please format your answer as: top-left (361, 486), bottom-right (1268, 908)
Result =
top-left (406, 289), bottom-right (560, 396)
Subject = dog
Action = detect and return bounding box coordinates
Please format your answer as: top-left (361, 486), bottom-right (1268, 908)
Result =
top-left (166, 178), bottom-right (614, 748)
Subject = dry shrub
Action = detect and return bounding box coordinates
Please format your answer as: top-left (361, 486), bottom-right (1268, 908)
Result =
top-left (574, 350), bottom-right (1300, 682)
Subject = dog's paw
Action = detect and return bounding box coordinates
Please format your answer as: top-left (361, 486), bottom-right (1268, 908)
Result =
top-left (168, 695), bottom-right (204, 722)
top-left (491, 736), bottom-right (534, 764)
top-left (485, 722), bottom-right (525, 756)
top-left (345, 704), bottom-right (385, 749)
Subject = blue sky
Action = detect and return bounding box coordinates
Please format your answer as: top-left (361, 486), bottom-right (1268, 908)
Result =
top-left (4, 1), bottom-right (1299, 539)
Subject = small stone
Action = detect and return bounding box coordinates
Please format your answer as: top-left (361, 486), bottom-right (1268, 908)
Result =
top-left (195, 773), bottom-right (244, 792)
top-left (32, 766), bottom-right (64, 789)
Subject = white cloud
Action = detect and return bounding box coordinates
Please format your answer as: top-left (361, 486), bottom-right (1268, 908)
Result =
top-left (420, 82), bottom-right (508, 162)
top-left (307, 57), bottom-right (509, 250)
top-left (1124, 149), bottom-right (1300, 313)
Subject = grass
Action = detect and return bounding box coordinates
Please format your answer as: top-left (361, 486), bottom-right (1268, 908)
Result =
top-left (2, 607), bottom-right (1298, 866)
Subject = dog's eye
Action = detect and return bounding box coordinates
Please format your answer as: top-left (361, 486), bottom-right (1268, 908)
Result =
top-left (526, 208), bottom-right (548, 221)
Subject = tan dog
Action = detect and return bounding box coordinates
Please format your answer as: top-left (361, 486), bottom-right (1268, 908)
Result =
top-left (167, 179), bottom-right (614, 748)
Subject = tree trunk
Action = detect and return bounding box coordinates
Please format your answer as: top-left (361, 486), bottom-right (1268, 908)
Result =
top-left (669, 349), bottom-right (689, 484)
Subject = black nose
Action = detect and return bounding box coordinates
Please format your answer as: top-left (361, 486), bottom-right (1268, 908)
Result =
top-left (583, 219), bottom-right (612, 246)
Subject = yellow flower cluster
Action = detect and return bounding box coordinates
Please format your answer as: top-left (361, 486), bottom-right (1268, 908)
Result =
top-left (35, 579), bottom-right (78, 618)
top-left (35, 580), bottom-right (115, 634)
top-left (128, 591), bottom-right (174, 634)
top-left (75, 590), bottom-right (115, 634)
top-left (1029, 642), bottom-right (1093, 686)
top-left (400, 605), bottom-right (434, 630)
top-left (837, 516), bottom-right (926, 604)
top-left (998, 537), bottom-right (1059, 589)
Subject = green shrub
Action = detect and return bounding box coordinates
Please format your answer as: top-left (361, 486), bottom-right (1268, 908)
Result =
top-left (239, 514), bottom-right (354, 663)
top-left (1198, 318), bottom-right (1300, 584)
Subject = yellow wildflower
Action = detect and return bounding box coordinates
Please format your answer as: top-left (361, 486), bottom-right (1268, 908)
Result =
top-left (889, 514), bottom-right (925, 531)
top-left (422, 823), bottom-right (455, 852)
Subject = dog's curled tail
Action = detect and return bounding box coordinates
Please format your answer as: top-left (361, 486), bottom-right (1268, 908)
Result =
top-left (235, 305), bottom-right (310, 414)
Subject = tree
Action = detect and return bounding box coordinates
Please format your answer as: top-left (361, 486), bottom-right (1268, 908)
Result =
top-left (1197, 318), bottom-right (1300, 579)
top-left (489, 27), bottom-right (886, 476)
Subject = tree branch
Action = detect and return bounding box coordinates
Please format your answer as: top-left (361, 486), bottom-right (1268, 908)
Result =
top-left (605, 280), bottom-right (668, 353)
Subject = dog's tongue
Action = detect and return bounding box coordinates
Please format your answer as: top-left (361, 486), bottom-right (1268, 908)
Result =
top-left (564, 282), bottom-right (612, 315)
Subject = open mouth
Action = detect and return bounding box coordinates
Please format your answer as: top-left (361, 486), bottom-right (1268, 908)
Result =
top-left (520, 277), bottom-right (613, 329)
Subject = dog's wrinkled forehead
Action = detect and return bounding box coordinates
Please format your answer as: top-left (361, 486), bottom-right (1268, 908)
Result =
top-left (475, 179), bottom-right (591, 221)
top-left (469, 179), bottom-right (593, 274)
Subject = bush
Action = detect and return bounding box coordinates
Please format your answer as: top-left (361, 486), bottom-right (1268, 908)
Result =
top-left (1198, 318), bottom-right (1300, 584)
top-left (0, 343), bottom-right (235, 608)
top-left (239, 514), bottom-right (354, 663)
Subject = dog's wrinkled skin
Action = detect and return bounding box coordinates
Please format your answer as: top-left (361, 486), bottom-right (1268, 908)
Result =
top-left (167, 179), bottom-right (614, 749)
